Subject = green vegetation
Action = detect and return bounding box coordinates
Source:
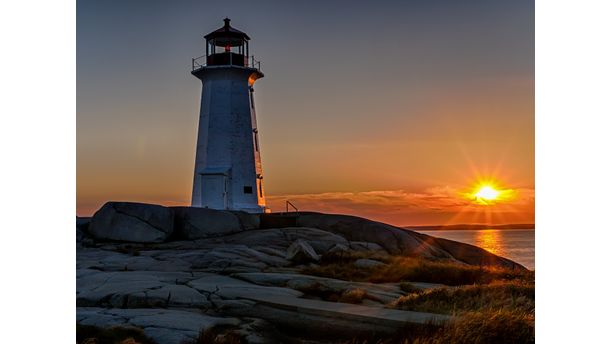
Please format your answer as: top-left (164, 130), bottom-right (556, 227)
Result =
top-left (76, 324), bottom-right (156, 344)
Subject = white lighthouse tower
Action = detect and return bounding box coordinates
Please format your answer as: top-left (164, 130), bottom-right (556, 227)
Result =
top-left (190, 18), bottom-right (266, 213)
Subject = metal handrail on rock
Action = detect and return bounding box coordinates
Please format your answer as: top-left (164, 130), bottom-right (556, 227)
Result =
top-left (286, 200), bottom-right (298, 215)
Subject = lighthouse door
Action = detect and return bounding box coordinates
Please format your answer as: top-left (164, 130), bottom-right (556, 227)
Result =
top-left (201, 174), bottom-right (227, 209)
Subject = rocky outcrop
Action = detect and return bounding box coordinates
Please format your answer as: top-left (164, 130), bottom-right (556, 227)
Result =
top-left (78, 204), bottom-right (528, 343)
top-left (89, 202), bottom-right (174, 243)
top-left (414, 234), bottom-right (523, 270)
top-left (77, 308), bottom-right (242, 344)
top-left (296, 212), bottom-right (525, 270)
top-left (84, 204), bottom-right (526, 271)
top-left (202, 227), bottom-right (350, 255)
top-left (232, 272), bottom-right (413, 304)
top-left (296, 212), bottom-right (450, 258)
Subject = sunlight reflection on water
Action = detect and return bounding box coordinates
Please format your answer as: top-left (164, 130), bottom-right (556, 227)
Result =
top-left (475, 230), bottom-right (502, 255)
top-left (417, 229), bottom-right (535, 270)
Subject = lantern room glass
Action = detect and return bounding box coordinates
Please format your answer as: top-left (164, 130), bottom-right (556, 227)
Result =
top-left (206, 38), bottom-right (249, 67)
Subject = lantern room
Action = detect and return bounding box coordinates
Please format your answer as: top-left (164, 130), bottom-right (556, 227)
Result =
top-left (204, 18), bottom-right (250, 67)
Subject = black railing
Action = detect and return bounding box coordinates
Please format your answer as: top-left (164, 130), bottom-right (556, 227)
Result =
top-left (285, 200), bottom-right (298, 214)
top-left (192, 53), bottom-right (261, 71)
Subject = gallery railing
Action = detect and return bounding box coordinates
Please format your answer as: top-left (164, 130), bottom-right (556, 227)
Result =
top-left (192, 54), bottom-right (261, 71)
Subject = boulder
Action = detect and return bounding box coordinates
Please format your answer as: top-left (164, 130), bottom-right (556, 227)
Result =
top-left (89, 202), bottom-right (174, 243)
top-left (172, 207), bottom-right (244, 239)
top-left (297, 212), bottom-right (526, 270)
top-left (286, 239), bottom-right (320, 264)
top-left (296, 212), bottom-right (449, 258)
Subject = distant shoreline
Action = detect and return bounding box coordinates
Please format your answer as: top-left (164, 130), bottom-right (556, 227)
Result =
top-left (404, 224), bottom-right (535, 231)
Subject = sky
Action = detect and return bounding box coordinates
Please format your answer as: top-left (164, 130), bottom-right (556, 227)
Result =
top-left (77, 0), bottom-right (534, 226)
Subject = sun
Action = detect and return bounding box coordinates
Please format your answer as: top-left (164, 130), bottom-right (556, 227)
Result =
top-left (474, 185), bottom-right (499, 201)
top-left (463, 179), bottom-right (516, 205)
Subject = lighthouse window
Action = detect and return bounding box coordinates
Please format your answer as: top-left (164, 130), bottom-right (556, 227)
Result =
top-left (243, 186), bottom-right (253, 194)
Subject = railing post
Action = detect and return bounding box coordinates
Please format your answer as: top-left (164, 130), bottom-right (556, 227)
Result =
top-left (285, 200), bottom-right (298, 214)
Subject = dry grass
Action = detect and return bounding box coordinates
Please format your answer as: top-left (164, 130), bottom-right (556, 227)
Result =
top-left (380, 281), bottom-right (535, 344)
top-left (369, 257), bottom-right (532, 286)
top-left (304, 253), bottom-right (532, 286)
top-left (76, 324), bottom-right (156, 344)
top-left (428, 309), bottom-right (534, 344)
top-left (343, 309), bottom-right (534, 344)
top-left (306, 253), bottom-right (535, 343)
top-left (391, 280), bottom-right (534, 315)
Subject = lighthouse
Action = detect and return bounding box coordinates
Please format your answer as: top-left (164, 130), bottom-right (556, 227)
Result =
top-left (190, 18), bottom-right (266, 213)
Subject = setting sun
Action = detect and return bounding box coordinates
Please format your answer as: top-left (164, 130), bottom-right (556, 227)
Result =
top-left (463, 179), bottom-right (517, 205)
top-left (475, 185), bottom-right (500, 200)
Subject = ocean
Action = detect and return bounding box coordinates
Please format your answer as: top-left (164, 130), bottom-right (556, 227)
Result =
top-left (416, 229), bottom-right (535, 270)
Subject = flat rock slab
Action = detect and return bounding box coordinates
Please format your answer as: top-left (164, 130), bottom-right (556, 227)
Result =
top-left (187, 273), bottom-right (303, 300)
top-left (77, 270), bottom-right (211, 308)
top-left (77, 307), bottom-right (240, 344)
top-left (233, 272), bottom-right (405, 304)
top-left (248, 294), bottom-right (450, 325)
top-left (235, 294), bottom-right (452, 337)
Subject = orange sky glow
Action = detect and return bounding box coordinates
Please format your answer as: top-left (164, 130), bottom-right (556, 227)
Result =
top-left (77, 2), bottom-right (533, 226)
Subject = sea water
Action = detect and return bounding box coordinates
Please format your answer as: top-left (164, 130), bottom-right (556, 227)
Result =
top-left (416, 229), bottom-right (535, 270)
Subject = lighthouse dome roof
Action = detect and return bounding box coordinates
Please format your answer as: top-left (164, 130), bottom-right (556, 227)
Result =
top-left (205, 18), bottom-right (250, 46)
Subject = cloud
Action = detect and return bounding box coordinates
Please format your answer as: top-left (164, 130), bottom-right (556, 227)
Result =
top-left (266, 187), bottom-right (534, 226)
